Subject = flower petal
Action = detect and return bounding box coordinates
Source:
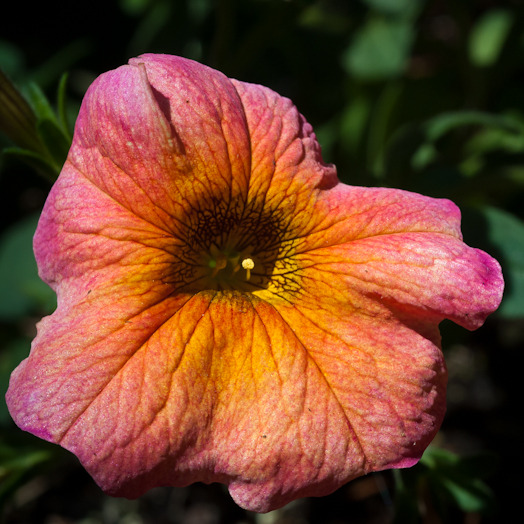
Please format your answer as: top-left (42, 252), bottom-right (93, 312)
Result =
top-left (273, 299), bottom-right (447, 468)
top-left (296, 231), bottom-right (503, 330)
top-left (9, 290), bottom-right (378, 512)
top-left (70, 54), bottom-right (251, 233)
top-left (130, 54), bottom-right (252, 202)
top-left (231, 79), bottom-right (339, 231)
top-left (6, 54), bottom-right (504, 515)
top-left (296, 184), bottom-right (464, 249)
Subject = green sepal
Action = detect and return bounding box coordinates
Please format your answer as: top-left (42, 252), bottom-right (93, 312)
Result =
top-left (0, 70), bottom-right (41, 152)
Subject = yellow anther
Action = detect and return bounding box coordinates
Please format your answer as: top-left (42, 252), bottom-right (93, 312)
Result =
top-left (242, 258), bottom-right (255, 280)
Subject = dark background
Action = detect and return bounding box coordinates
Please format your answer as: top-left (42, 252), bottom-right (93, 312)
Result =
top-left (1, 1), bottom-right (523, 522)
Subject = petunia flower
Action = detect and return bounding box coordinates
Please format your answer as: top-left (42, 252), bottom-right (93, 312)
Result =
top-left (6, 54), bottom-right (503, 512)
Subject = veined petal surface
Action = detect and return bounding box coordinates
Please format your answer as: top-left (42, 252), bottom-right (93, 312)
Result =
top-left (6, 54), bottom-right (504, 512)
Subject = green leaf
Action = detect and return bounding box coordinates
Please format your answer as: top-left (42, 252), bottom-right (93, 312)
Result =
top-left (425, 111), bottom-right (520, 142)
top-left (412, 111), bottom-right (522, 170)
top-left (469, 9), bottom-right (513, 67)
top-left (0, 339), bottom-right (30, 426)
top-left (420, 447), bottom-right (496, 516)
top-left (0, 69), bottom-right (41, 152)
top-left (342, 17), bottom-right (414, 81)
top-left (36, 117), bottom-right (70, 169)
top-left (362, 0), bottom-right (425, 18)
top-left (27, 78), bottom-right (72, 176)
top-left (340, 95), bottom-right (371, 154)
top-left (420, 446), bottom-right (459, 468)
top-left (464, 117), bottom-right (524, 157)
top-left (366, 82), bottom-right (403, 177)
top-left (0, 213), bottom-right (56, 321)
top-left (1, 72), bottom-right (71, 180)
top-left (481, 207), bottom-right (524, 318)
top-left (24, 82), bottom-right (58, 128)
top-left (0, 442), bottom-right (52, 508)
top-left (438, 476), bottom-right (494, 513)
top-left (57, 72), bottom-right (72, 142)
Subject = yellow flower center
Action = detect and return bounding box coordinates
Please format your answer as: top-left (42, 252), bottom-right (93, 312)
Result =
top-left (169, 198), bottom-right (300, 297)
top-left (205, 244), bottom-right (258, 290)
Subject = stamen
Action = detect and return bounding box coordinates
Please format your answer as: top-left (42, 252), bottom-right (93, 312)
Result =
top-left (242, 258), bottom-right (255, 280)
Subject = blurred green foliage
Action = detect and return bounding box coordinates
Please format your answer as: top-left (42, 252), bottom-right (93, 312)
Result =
top-left (1, 1), bottom-right (523, 522)
top-left (0, 214), bottom-right (56, 321)
top-left (394, 446), bottom-right (498, 523)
